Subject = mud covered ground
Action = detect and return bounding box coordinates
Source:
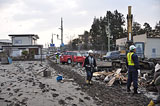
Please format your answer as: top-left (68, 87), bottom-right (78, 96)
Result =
top-left (0, 61), bottom-right (96, 106)
top-left (48, 60), bottom-right (151, 106)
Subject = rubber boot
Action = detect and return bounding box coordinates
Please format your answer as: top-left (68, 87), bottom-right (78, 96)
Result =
top-left (133, 88), bottom-right (138, 94)
top-left (127, 87), bottom-right (131, 92)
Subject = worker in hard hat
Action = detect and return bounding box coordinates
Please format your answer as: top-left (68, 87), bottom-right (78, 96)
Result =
top-left (83, 50), bottom-right (97, 84)
top-left (148, 63), bottom-right (160, 106)
top-left (126, 45), bottom-right (140, 94)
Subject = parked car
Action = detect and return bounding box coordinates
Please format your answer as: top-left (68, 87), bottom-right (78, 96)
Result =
top-left (103, 51), bottom-right (120, 61)
top-left (60, 51), bottom-right (86, 64)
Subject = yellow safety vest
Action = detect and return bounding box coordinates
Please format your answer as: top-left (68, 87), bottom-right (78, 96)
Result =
top-left (127, 52), bottom-right (135, 66)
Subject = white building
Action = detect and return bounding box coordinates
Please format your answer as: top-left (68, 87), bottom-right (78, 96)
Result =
top-left (0, 39), bottom-right (12, 51)
top-left (2, 34), bottom-right (43, 59)
top-left (116, 34), bottom-right (160, 59)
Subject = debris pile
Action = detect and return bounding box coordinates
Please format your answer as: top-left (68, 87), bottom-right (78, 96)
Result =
top-left (48, 59), bottom-right (150, 106)
top-left (93, 68), bottom-right (127, 86)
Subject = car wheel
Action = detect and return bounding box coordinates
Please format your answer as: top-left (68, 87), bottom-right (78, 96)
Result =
top-left (67, 59), bottom-right (72, 64)
top-left (108, 59), bottom-right (111, 61)
top-left (62, 62), bottom-right (65, 64)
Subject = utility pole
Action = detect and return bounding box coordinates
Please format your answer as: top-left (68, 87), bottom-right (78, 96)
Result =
top-left (105, 17), bottom-right (111, 52)
top-left (61, 17), bottom-right (63, 45)
top-left (51, 33), bottom-right (53, 44)
top-left (51, 33), bottom-right (54, 52)
top-left (127, 6), bottom-right (133, 49)
top-left (108, 18), bottom-right (110, 52)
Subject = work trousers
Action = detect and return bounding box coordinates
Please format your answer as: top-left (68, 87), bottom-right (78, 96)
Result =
top-left (86, 67), bottom-right (93, 81)
top-left (127, 69), bottom-right (138, 89)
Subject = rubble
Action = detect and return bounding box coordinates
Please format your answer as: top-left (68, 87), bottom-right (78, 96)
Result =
top-left (48, 59), bottom-right (150, 106)
top-left (93, 68), bottom-right (127, 86)
top-left (0, 55), bottom-right (158, 106)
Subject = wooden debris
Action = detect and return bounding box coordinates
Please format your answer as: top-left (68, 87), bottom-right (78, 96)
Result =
top-left (107, 68), bottom-right (122, 86)
top-left (37, 67), bottom-right (48, 75)
top-left (93, 68), bottom-right (128, 86)
top-left (93, 71), bottom-right (113, 77)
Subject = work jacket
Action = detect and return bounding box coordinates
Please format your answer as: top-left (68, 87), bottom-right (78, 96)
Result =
top-left (83, 56), bottom-right (96, 71)
top-left (126, 52), bottom-right (140, 70)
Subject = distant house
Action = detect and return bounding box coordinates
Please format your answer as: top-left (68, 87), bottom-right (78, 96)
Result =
top-left (2, 34), bottom-right (43, 59)
top-left (116, 33), bottom-right (160, 59)
top-left (0, 39), bottom-right (12, 51)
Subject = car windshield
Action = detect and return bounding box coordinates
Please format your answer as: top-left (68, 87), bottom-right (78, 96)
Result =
top-left (68, 52), bottom-right (74, 55)
top-left (64, 52), bottom-right (67, 55)
top-left (106, 52), bottom-right (111, 56)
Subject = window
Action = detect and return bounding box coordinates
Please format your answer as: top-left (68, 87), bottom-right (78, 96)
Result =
top-left (77, 53), bottom-right (81, 56)
top-left (15, 40), bottom-right (22, 44)
top-left (152, 48), bottom-right (156, 58)
top-left (152, 48), bottom-right (156, 53)
top-left (106, 52), bottom-right (111, 56)
top-left (67, 52), bottom-right (72, 55)
top-left (73, 52), bottom-right (77, 56)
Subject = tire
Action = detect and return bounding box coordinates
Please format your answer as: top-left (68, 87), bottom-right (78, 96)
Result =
top-left (67, 59), bottom-right (72, 64)
top-left (108, 59), bottom-right (111, 62)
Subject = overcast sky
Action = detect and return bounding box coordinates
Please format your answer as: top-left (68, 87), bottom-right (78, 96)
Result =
top-left (0, 0), bottom-right (160, 47)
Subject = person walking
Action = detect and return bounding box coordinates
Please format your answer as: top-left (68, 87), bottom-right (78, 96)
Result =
top-left (126, 45), bottom-right (140, 94)
top-left (83, 50), bottom-right (97, 84)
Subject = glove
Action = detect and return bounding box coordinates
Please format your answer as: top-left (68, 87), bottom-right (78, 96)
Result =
top-left (138, 69), bottom-right (141, 76)
top-left (95, 67), bottom-right (98, 70)
top-left (94, 67), bottom-right (97, 71)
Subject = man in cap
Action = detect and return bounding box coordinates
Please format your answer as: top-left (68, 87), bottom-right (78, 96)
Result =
top-left (83, 50), bottom-right (97, 84)
top-left (126, 45), bottom-right (140, 94)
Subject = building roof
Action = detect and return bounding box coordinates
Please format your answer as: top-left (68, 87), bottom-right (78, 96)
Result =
top-left (0, 39), bottom-right (12, 43)
top-left (9, 34), bottom-right (39, 39)
top-left (2, 45), bottom-right (43, 48)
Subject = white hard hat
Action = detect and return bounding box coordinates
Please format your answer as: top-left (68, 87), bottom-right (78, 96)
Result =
top-left (129, 45), bottom-right (136, 51)
top-left (88, 50), bottom-right (93, 54)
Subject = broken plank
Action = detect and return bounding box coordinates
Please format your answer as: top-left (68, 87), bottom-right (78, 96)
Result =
top-left (107, 68), bottom-right (121, 86)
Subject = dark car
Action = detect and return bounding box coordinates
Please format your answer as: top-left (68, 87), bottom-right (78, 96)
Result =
top-left (103, 51), bottom-right (120, 61)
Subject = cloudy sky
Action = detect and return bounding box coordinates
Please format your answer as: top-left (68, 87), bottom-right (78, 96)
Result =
top-left (0, 0), bottom-right (160, 47)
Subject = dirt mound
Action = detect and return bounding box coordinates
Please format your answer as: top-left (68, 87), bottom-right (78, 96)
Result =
top-left (48, 60), bottom-right (150, 106)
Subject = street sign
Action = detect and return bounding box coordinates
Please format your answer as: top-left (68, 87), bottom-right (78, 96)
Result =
top-left (50, 44), bottom-right (55, 47)
top-left (60, 43), bottom-right (64, 47)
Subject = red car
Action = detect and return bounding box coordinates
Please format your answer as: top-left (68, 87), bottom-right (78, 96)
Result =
top-left (60, 51), bottom-right (85, 64)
